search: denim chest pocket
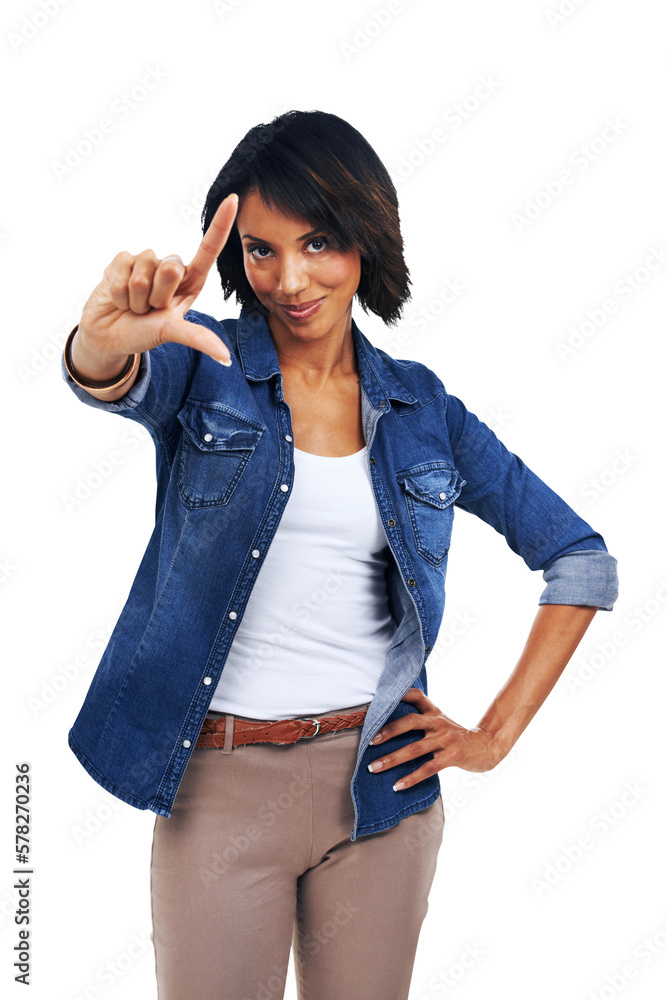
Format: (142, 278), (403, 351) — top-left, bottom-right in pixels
(397, 462), (466, 565)
(176, 401), (264, 509)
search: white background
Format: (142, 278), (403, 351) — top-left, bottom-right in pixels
(2, 1), (666, 998)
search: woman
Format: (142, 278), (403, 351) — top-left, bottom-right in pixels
(61, 110), (618, 999)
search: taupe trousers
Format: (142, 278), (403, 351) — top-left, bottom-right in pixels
(150, 702), (445, 1000)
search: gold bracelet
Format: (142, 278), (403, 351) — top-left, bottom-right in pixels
(63, 325), (141, 393)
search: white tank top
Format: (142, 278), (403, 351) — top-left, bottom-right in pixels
(208, 444), (397, 720)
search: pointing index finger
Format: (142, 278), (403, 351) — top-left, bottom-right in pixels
(185, 193), (239, 290)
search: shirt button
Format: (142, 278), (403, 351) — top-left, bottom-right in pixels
(425, 645), (431, 654)
(280, 484), (289, 492)
(387, 518), (396, 527)
(182, 739), (192, 748)
(229, 611), (238, 620)
(378, 400), (385, 406)
(369, 457), (376, 465)
(204, 433), (213, 442)
(439, 492), (446, 500)
(285, 434), (293, 442)
(203, 676), (212, 685)
(408, 578), (416, 587)
(252, 549), (260, 558)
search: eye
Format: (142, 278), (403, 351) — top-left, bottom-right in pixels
(245, 236), (330, 259)
(247, 243), (273, 260)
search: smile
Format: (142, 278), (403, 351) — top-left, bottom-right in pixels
(277, 298), (325, 320)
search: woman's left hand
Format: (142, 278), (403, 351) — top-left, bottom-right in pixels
(367, 687), (507, 791)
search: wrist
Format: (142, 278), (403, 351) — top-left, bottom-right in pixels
(71, 325), (131, 381)
(64, 325), (140, 393)
(476, 709), (529, 762)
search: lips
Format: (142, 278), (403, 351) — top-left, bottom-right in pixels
(277, 297), (325, 320)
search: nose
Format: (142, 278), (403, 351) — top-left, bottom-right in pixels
(276, 253), (309, 297)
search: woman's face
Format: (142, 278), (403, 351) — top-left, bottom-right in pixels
(235, 189), (361, 342)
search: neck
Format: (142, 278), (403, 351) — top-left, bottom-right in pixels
(267, 304), (358, 388)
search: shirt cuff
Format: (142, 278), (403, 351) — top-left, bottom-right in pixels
(60, 349), (152, 412)
(538, 549), (619, 611)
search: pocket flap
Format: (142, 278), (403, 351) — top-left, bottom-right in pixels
(177, 402), (264, 453)
(397, 464), (466, 508)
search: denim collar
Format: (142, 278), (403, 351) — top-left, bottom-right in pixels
(236, 302), (418, 409)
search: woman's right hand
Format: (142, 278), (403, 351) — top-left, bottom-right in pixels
(75, 193), (239, 370)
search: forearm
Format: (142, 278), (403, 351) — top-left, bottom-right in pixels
(478, 603), (598, 758)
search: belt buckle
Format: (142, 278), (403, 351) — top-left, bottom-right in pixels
(299, 717), (321, 739)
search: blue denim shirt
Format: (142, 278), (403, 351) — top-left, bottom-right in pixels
(60, 303), (618, 841)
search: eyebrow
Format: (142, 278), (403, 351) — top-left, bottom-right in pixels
(240, 229), (321, 243)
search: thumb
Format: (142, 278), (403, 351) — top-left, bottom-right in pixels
(165, 317), (233, 367)
(401, 687), (429, 708)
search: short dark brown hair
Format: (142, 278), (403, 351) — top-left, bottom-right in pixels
(201, 110), (411, 326)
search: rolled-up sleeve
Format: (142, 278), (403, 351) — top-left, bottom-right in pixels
(61, 347), (153, 412)
(538, 549), (618, 610)
(445, 392), (619, 611)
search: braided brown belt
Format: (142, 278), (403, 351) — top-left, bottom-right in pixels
(195, 709), (368, 748)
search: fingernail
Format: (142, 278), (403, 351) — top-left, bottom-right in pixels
(367, 761), (382, 772)
(370, 733), (382, 744)
(393, 782), (405, 791)
(217, 357), (232, 367)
